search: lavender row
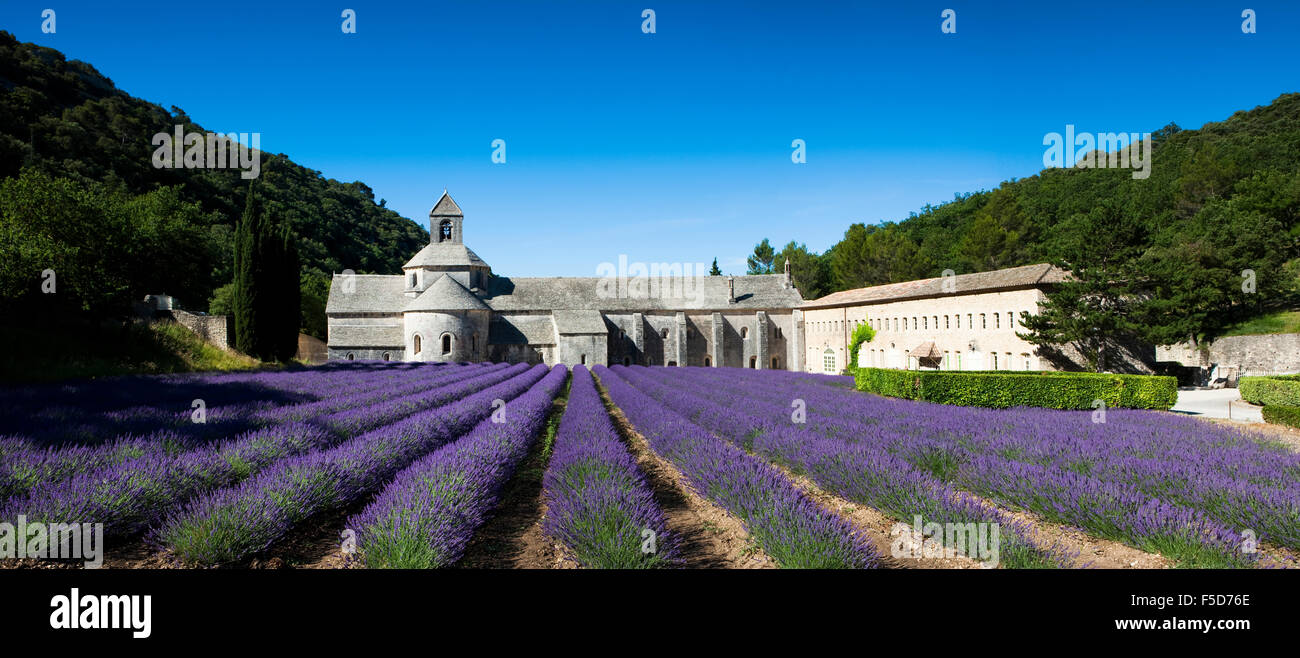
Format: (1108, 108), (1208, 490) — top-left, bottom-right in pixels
(1, 364), (531, 542)
(153, 364), (553, 565)
(348, 365), (569, 568)
(540, 365), (676, 568)
(619, 365), (1070, 568)
(593, 366), (880, 569)
(639, 366), (1261, 567)
(676, 365), (1293, 556)
(0, 363), (505, 499)
(8, 361), (462, 446)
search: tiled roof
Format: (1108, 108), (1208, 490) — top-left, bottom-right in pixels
(325, 274), (408, 314)
(327, 322), (403, 348)
(488, 314), (557, 345)
(552, 309), (609, 334)
(404, 274), (491, 312)
(430, 191), (463, 216)
(803, 263), (1069, 309)
(402, 242), (489, 269)
(481, 274), (803, 311)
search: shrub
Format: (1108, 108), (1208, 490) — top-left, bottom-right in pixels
(1261, 405), (1300, 429)
(854, 368), (1177, 410)
(1239, 376), (1300, 407)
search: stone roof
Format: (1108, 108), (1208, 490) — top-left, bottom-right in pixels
(803, 263), (1069, 309)
(430, 191), (463, 216)
(489, 315), (557, 345)
(405, 274), (491, 312)
(328, 322), (403, 348)
(908, 341), (942, 359)
(403, 242), (489, 269)
(481, 274), (803, 311)
(325, 274), (408, 314)
(552, 309), (609, 334)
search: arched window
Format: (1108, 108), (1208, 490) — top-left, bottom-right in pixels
(923, 317), (928, 330)
(749, 356), (757, 369)
(471, 334), (477, 352)
(382, 352), (391, 361)
(822, 348), (835, 373)
(741, 327), (749, 339)
(991, 353), (998, 369)
(1008, 311), (1014, 329)
(981, 313), (987, 329)
(623, 356), (631, 366)
(413, 334), (422, 355)
(668, 360), (677, 367)
(438, 219), (453, 242)
(945, 315), (950, 330)
(994, 314), (1000, 329)
(661, 328), (669, 339)
(441, 334), (452, 354)
(771, 357), (779, 369)
(346, 352), (355, 361)
(703, 356), (711, 367)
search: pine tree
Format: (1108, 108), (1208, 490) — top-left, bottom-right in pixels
(709, 258), (722, 276)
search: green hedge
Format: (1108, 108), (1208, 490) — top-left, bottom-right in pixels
(1261, 405), (1300, 428)
(854, 368), (1178, 410)
(1239, 376), (1300, 406)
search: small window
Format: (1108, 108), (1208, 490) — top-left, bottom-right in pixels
(580, 354), (587, 365)
(623, 356), (631, 366)
(822, 349), (835, 374)
(409, 272), (417, 288)
(750, 356), (757, 368)
(923, 317), (928, 330)
(968, 314), (973, 329)
(661, 328), (669, 339)
(945, 315), (950, 330)
(742, 327), (749, 339)
(995, 314), (1000, 329)
(413, 334), (422, 355)
(955, 315), (960, 329)
(771, 357), (779, 369)
(441, 334), (452, 354)
(346, 352), (355, 361)
(704, 356), (711, 367)
(382, 352), (391, 361)
(668, 360), (677, 367)
(992, 353), (998, 369)
(1008, 311), (1014, 329)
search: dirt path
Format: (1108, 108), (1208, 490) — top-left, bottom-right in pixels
(458, 395), (574, 569)
(598, 384), (776, 569)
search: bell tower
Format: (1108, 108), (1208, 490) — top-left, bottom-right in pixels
(429, 190), (463, 244)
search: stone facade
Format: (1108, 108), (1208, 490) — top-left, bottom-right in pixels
(325, 191), (807, 368)
(1157, 333), (1300, 382)
(164, 310), (230, 352)
(803, 264), (1084, 374)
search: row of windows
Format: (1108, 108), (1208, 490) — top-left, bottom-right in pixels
(863, 348), (1034, 371)
(867, 311), (1020, 333)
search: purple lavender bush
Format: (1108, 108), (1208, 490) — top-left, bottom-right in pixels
(346, 365), (568, 568)
(594, 365), (880, 569)
(541, 365), (676, 568)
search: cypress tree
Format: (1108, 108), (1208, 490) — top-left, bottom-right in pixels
(232, 185), (261, 356)
(274, 223), (301, 361)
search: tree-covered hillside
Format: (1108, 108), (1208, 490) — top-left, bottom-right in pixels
(769, 93), (1300, 348)
(0, 31), (427, 329)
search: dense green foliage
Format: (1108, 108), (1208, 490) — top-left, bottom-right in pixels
(1261, 405), (1300, 428)
(0, 319), (262, 383)
(746, 238), (776, 274)
(0, 31), (426, 326)
(1239, 375), (1300, 407)
(845, 321), (876, 377)
(855, 368), (1178, 410)
(232, 188), (300, 361)
(759, 94), (1300, 353)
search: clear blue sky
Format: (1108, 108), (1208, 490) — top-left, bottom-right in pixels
(4, 1), (1297, 275)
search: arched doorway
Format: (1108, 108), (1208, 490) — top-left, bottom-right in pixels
(749, 356), (757, 368)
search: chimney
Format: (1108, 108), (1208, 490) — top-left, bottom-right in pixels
(727, 275), (736, 304)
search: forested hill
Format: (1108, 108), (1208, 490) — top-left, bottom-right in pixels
(777, 92), (1300, 316)
(0, 31), (427, 313)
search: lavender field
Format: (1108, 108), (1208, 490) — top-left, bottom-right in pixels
(1, 362), (1293, 569)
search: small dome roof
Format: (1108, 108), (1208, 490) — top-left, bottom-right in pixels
(405, 274), (490, 312)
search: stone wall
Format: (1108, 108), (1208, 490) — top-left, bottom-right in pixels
(1156, 334), (1300, 380)
(164, 310), (230, 351)
(296, 334), (329, 365)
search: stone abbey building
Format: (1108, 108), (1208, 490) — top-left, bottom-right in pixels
(325, 192), (807, 368)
